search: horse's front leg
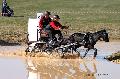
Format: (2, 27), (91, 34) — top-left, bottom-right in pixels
(82, 48), (90, 58)
(93, 48), (97, 59)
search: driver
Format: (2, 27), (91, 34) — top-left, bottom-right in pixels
(49, 15), (63, 41)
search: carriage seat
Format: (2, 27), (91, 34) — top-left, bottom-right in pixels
(40, 30), (48, 37)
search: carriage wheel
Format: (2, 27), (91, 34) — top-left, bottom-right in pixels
(45, 49), (53, 55)
(25, 48), (29, 55)
(55, 48), (65, 58)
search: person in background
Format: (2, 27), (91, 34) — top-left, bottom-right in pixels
(1, 0), (7, 16)
(1, 0), (14, 17)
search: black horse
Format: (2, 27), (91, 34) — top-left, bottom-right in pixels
(67, 29), (109, 59)
(42, 29), (109, 59)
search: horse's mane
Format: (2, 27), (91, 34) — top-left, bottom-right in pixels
(94, 29), (106, 34)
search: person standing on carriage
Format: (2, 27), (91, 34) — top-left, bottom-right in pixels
(39, 11), (52, 31)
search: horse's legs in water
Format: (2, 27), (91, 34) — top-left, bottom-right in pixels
(73, 47), (81, 57)
(58, 47), (65, 58)
(93, 48), (97, 59)
(75, 49), (81, 58)
(83, 48), (90, 58)
(71, 47), (73, 54)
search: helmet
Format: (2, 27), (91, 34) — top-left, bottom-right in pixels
(53, 15), (60, 19)
(44, 11), (51, 15)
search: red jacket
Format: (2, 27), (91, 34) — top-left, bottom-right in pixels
(50, 21), (62, 30)
(39, 16), (51, 29)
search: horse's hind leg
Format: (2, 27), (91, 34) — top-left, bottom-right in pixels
(57, 48), (64, 58)
(76, 50), (81, 58)
(70, 47), (74, 55)
(93, 48), (97, 59)
(61, 48), (65, 58)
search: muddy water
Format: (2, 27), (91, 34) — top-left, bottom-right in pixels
(0, 42), (120, 79)
(26, 42), (120, 79)
(26, 58), (120, 79)
(94, 42), (120, 79)
(95, 42), (120, 58)
(0, 57), (27, 79)
(95, 59), (120, 79)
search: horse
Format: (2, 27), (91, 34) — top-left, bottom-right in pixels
(44, 32), (88, 57)
(43, 29), (109, 59)
(67, 29), (109, 59)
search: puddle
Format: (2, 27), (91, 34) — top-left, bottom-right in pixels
(95, 42), (120, 57)
(95, 59), (120, 79)
(26, 42), (120, 79)
(0, 57), (27, 79)
(26, 58), (120, 79)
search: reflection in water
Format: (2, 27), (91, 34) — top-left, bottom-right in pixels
(27, 57), (40, 79)
(80, 60), (97, 79)
(26, 58), (97, 79)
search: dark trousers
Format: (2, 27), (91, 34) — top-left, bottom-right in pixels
(45, 29), (63, 41)
(44, 25), (62, 40)
(52, 30), (63, 41)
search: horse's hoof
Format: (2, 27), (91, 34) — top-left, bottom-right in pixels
(78, 53), (80, 57)
(61, 55), (64, 58)
(79, 56), (82, 59)
(81, 56), (85, 59)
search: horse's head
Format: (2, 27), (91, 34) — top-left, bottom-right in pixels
(99, 29), (109, 42)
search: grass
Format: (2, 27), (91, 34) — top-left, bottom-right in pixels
(0, 0), (120, 44)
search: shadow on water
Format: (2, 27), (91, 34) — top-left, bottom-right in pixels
(26, 58), (97, 79)
(0, 40), (20, 46)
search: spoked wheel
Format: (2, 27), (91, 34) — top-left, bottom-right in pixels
(25, 48), (36, 57)
(25, 45), (40, 57)
(46, 50), (53, 55)
(55, 48), (66, 58)
(25, 47), (30, 56)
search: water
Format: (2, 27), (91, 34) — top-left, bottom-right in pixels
(26, 58), (120, 79)
(26, 42), (120, 79)
(0, 57), (27, 79)
(95, 59), (120, 79)
(0, 42), (120, 79)
(26, 58), (97, 79)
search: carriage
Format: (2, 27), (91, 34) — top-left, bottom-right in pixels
(25, 13), (75, 56)
(25, 13), (109, 58)
(25, 18), (47, 54)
